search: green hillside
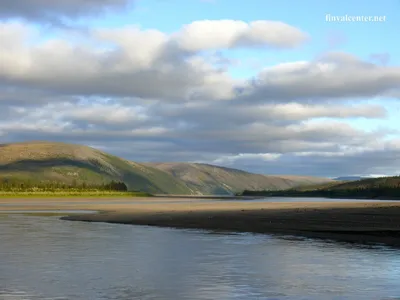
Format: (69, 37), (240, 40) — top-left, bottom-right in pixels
(146, 162), (333, 195)
(0, 141), (333, 195)
(0, 141), (191, 195)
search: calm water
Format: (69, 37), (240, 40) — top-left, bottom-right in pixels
(1, 213), (400, 300)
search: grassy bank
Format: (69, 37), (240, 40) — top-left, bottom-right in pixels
(0, 191), (151, 198)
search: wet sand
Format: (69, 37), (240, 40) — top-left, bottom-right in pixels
(2, 197), (400, 246)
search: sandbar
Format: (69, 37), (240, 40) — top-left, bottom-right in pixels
(2, 197), (400, 246)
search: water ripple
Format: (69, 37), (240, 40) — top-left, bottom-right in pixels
(1, 214), (400, 299)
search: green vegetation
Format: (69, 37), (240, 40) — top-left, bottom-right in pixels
(147, 162), (333, 195)
(0, 178), (151, 197)
(0, 178), (129, 192)
(0, 141), (193, 195)
(0, 191), (149, 198)
(240, 176), (400, 199)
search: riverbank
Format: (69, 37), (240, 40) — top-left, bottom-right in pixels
(240, 194), (400, 201)
(0, 191), (150, 198)
(240, 183), (400, 200)
(2, 198), (400, 247)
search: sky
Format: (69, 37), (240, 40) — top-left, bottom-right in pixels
(0, 0), (399, 178)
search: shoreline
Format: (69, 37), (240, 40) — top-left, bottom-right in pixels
(59, 201), (400, 247)
(241, 193), (400, 201)
(0, 195), (260, 201)
(0, 193), (150, 198)
(62, 208), (400, 247)
(2, 197), (400, 247)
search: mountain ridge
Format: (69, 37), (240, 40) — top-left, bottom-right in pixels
(0, 141), (333, 195)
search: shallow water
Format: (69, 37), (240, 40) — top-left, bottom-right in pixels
(1, 214), (400, 299)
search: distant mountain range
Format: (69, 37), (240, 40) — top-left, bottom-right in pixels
(242, 175), (400, 199)
(147, 162), (333, 195)
(0, 141), (333, 195)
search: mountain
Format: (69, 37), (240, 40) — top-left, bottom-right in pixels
(0, 141), (191, 195)
(0, 141), (333, 195)
(146, 162), (333, 195)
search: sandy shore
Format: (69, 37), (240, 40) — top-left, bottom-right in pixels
(2, 197), (400, 246)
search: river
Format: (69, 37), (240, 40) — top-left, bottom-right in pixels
(1, 211), (400, 300)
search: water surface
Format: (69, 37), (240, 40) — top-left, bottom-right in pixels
(1, 213), (400, 299)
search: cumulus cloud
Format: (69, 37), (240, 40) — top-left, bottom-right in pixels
(0, 84), (82, 107)
(4, 106), (399, 177)
(174, 20), (308, 51)
(0, 99), (388, 158)
(147, 102), (386, 135)
(0, 0), (131, 23)
(239, 102), (386, 122)
(1, 22), (398, 105)
(0, 22), (241, 101)
(212, 153), (282, 166)
(1, 105), (398, 177)
(68, 105), (148, 126)
(237, 52), (400, 103)
(219, 148), (400, 177)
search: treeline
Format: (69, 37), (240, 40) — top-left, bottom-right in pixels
(240, 186), (400, 199)
(0, 179), (128, 192)
(330, 176), (400, 189)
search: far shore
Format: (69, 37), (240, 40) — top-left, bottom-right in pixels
(241, 194), (400, 201)
(0, 192), (150, 198)
(2, 197), (400, 247)
(0, 194), (261, 200)
(0, 195), (261, 203)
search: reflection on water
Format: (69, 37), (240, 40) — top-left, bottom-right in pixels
(1, 214), (400, 300)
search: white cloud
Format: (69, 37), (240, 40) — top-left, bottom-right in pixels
(1, 22), (398, 105)
(239, 52), (400, 103)
(0, 21), (238, 101)
(68, 104), (148, 125)
(257, 103), (386, 120)
(212, 153), (282, 165)
(174, 20), (308, 51)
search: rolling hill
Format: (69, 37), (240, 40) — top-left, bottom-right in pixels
(0, 141), (191, 195)
(0, 141), (333, 195)
(144, 162), (333, 195)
